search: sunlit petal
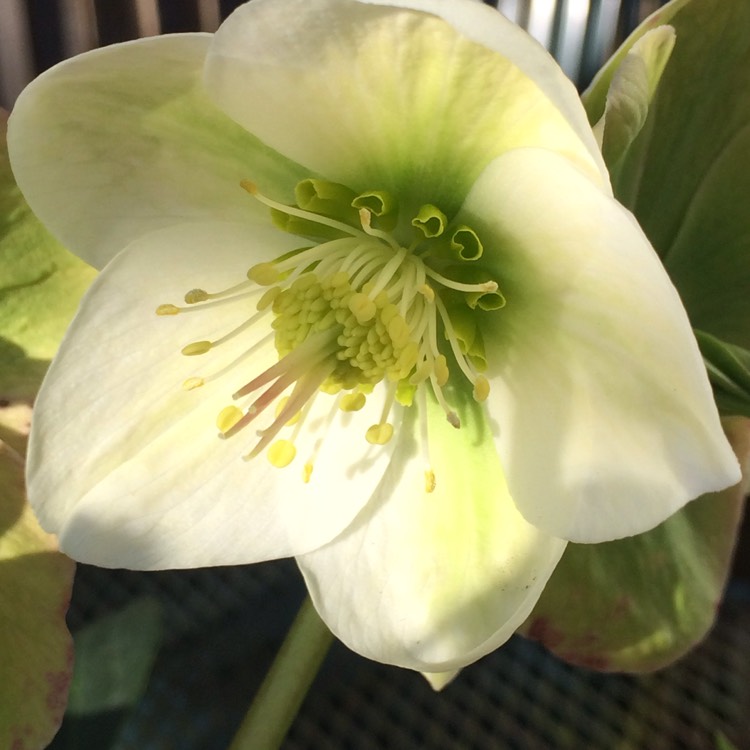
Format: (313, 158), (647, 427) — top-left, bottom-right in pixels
(299, 390), (566, 671)
(205, 0), (604, 215)
(460, 148), (740, 542)
(8, 35), (307, 269)
(28, 221), (395, 567)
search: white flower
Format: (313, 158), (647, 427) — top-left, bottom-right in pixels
(8, 0), (739, 672)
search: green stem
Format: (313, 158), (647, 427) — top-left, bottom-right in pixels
(228, 595), (334, 750)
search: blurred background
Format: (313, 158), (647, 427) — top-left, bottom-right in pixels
(3, 1), (750, 749)
(1, 0), (666, 110)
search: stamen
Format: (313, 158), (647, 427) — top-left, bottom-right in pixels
(242, 180), (367, 239)
(157, 291), (259, 316)
(185, 278), (255, 303)
(275, 396), (301, 425)
(190, 330), (275, 389)
(435, 295), (490, 401)
(428, 370), (460, 429)
(366, 246), (408, 299)
(365, 423), (394, 445)
(245, 361), (331, 458)
(156, 304), (180, 316)
(302, 394), (342, 483)
(417, 387), (436, 494)
(340, 392), (366, 412)
(217, 405), (244, 436)
(267, 440), (296, 468)
(182, 341), (212, 356)
(424, 266), (499, 295)
(419, 284), (435, 302)
(473, 375), (490, 402)
(233, 330), (337, 398)
(181, 309), (269, 360)
(365, 383), (397, 445)
(358, 209), (400, 251)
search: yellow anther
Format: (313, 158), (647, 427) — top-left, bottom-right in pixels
(365, 423), (394, 445)
(380, 304), (398, 325)
(248, 262), (280, 286)
(410, 361), (432, 384)
(473, 375), (490, 402)
(418, 284), (435, 301)
(268, 439), (296, 468)
(395, 381), (416, 406)
(240, 179), (258, 195)
(216, 405), (244, 435)
(181, 340), (212, 356)
(330, 270), (350, 287)
(434, 354), (450, 386)
(156, 304), (180, 316)
(349, 292), (377, 323)
(303, 462), (314, 483)
(358, 207), (373, 230)
(275, 396), (301, 425)
(184, 288), (209, 304)
(387, 315), (409, 346)
(257, 286), (281, 311)
(182, 377), (205, 391)
(425, 469), (436, 493)
(340, 392), (366, 412)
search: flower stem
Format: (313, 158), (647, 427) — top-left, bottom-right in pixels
(228, 595), (334, 750)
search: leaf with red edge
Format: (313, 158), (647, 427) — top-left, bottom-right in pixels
(0, 434), (75, 749)
(519, 418), (749, 672)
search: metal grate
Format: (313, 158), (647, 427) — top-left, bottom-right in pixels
(8, 1), (747, 747)
(0, 0), (669, 110)
(58, 560), (750, 749)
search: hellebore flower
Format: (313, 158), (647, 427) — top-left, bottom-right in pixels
(8, 0), (739, 672)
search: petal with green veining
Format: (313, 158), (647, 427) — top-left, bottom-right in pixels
(28, 221), (396, 567)
(8, 35), (307, 270)
(459, 148), (739, 542)
(204, 0), (605, 216)
(298, 387), (566, 671)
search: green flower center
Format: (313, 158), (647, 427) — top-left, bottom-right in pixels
(157, 178), (504, 486)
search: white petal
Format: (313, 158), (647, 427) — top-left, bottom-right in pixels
(298, 390), (567, 672)
(8, 35), (306, 269)
(27, 221), (396, 568)
(460, 148), (741, 542)
(358, 0), (606, 177)
(204, 0), (605, 215)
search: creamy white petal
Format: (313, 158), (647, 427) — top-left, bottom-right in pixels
(204, 0), (605, 217)
(27, 221), (396, 568)
(8, 35), (307, 269)
(358, 0), (606, 179)
(298, 390), (567, 672)
(459, 148), (740, 543)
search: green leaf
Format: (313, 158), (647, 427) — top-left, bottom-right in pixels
(594, 26), (676, 178)
(591, 0), (750, 349)
(0, 109), (96, 400)
(0, 440), (76, 749)
(696, 329), (750, 418)
(519, 417), (749, 671)
(582, 0), (691, 124)
(52, 598), (163, 750)
(66, 597), (162, 715)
